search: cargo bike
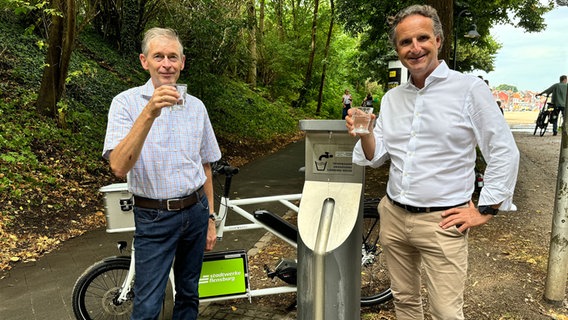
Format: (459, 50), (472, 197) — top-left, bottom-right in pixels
(71, 161), (392, 320)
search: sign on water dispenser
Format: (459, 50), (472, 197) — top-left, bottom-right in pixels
(300, 119), (364, 182)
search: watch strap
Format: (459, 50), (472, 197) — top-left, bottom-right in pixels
(478, 205), (498, 215)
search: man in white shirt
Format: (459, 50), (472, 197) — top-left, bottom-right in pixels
(346, 5), (519, 320)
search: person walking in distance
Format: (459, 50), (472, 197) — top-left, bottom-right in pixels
(346, 5), (519, 320)
(341, 89), (353, 119)
(538, 75), (567, 135)
(362, 93), (374, 107)
(102, 27), (221, 320)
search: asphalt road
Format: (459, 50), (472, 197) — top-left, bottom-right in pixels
(0, 139), (306, 320)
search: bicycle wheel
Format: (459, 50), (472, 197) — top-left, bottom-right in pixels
(540, 120), (548, 136)
(360, 198), (393, 306)
(534, 113), (544, 135)
(533, 123), (538, 135)
(540, 124), (548, 136)
(72, 256), (133, 320)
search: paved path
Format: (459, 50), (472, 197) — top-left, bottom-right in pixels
(0, 227), (297, 319)
(0, 141), (305, 320)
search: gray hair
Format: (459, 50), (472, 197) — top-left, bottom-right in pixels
(388, 5), (444, 49)
(141, 27), (184, 56)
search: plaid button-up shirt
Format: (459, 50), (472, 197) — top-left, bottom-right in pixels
(103, 80), (221, 199)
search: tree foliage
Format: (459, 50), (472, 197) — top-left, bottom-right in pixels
(2, 0), (555, 122)
(335, 0), (552, 77)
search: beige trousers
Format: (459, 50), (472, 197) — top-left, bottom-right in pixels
(378, 197), (468, 320)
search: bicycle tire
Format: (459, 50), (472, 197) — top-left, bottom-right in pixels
(72, 256), (133, 320)
(540, 122), (548, 136)
(360, 197), (393, 306)
(535, 111), (547, 136)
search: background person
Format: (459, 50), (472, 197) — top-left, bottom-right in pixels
(538, 75), (567, 135)
(362, 93), (373, 107)
(341, 89), (353, 119)
(346, 5), (519, 320)
(102, 27), (221, 320)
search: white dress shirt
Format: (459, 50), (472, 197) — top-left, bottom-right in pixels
(353, 61), (519, 209)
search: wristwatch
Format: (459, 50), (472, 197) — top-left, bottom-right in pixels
(478, 205), (499, 215)
(209, 214), (216, 221)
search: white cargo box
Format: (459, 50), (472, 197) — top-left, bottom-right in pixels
(99, 183), (135, 233)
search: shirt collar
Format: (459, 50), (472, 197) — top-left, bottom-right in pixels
(407, 60), (450, 90)
(140, 79), (155, 101)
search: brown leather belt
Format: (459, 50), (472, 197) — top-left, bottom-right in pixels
(386, 194), (467, 213)
(133, 187), (205, 211)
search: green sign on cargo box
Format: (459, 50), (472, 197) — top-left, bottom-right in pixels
(198, 257), (247, 298)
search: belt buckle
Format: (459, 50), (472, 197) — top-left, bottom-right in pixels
(166, 198), (181, 211)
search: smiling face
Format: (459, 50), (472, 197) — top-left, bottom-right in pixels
(139, 37), (185, 88)
(394, 14), (441, 88)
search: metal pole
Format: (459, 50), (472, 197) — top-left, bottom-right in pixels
(544, 117), (568, 304)
(452, 10), (467, 70)
(543, 0), (568, 303)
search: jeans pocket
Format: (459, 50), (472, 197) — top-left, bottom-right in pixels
(196, 194), (209, 212)
(134, 207), (163, 224)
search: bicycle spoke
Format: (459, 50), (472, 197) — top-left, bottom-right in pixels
(73, 258), (133, 320)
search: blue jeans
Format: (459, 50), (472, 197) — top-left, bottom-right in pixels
(131, 195), (209, 320)
(552, 106), (565, 134)
(342, 104), (351, 119)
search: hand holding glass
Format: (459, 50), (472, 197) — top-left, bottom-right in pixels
(170, 84), (187, 111)
(352, 107), (373, 134)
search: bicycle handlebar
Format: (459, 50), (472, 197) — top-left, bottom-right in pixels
(212, 161), (240, 176)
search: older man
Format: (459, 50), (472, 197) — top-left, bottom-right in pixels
(103, 27), (221, 320)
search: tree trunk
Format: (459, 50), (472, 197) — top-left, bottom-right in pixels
(316, 0), (334, 115)
(246, 0), (257, 87)
(426, 0), (452, 65)
(275, 0), (285, 40)
(259, 0), (265, 42)
(36, 0), (76, 123)
(295, 0), (319, 108)
(119, 0), (139, 56)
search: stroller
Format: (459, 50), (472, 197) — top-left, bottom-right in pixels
(533, 94), (558, 136)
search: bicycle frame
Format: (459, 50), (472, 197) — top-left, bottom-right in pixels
(203, 192), (302, 302)
(215, 193), (302, 246)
